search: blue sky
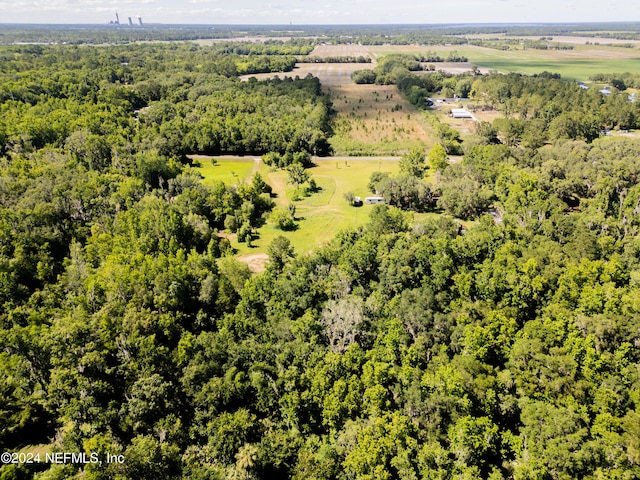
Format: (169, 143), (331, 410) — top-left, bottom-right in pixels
(1, 0), (638, 25)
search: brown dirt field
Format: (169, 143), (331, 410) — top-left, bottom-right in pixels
(240, 62), (374, 86)
(309, 44), (373, 58)
(237, 253), (269, 273)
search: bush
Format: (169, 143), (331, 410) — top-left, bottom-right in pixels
(237, 222), (252, 242)
(351, 69), (377, 84)
(262, 151), (312, 169)
(270, 207), (296, 231)
(224, 214), (238, 233)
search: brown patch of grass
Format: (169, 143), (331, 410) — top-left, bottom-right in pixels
(237, 253), (269, 273)
(240, 63), (375, 87)
(309, 44), (372, 58)
(330, 83), (436, 154)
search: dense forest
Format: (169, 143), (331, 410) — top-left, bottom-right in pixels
(1, 33), (640, 480)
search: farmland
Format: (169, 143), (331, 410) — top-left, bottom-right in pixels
(245, 41), (640, 84)
(207, 35), (640, 263)
(368, 43), (640, 81)
(329, 84), (435, 155)
(241, 61), (436, 156)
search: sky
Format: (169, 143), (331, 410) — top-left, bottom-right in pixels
(0, 0), (638, 25)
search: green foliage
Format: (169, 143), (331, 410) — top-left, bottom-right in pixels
(270, 207), (296, 231)
(427, 144), (449, 172)
(471, 72), (640, 145)
(266, 235), (295, 272)
(367, 204), (410, 235)
(343, 191), (356, 205)
(438, 165), (493, 219)
(287, 164), (310, 189)
(262, 151), (313, 168)
(3, 32), (640, 480)
(399, 147), (427, 178)
(351, 69), (377, 84)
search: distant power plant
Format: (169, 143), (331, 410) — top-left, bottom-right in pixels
(108, 12), (143, 26)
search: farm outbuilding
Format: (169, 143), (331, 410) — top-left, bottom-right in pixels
(450, 108), (473, 119)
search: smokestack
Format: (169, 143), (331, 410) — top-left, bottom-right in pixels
(115, 12), (120, 24)
(128, 17), (133, 26)
(138, 16), (143, 26)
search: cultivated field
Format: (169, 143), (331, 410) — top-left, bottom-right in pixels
(243, 41), (640, 82)
(368, 44), (640, 81)
(461, 33), (640, 45)
(309, 43), (373, 58)
(241, 60), (437, 155)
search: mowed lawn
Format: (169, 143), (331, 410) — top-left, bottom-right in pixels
(197, 157), (400, 262)
(191, 155), (259, 185)
(263, 158), (400, 253)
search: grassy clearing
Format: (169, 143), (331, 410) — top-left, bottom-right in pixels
(191, 156), (258, 185)
(199, 158), (400, 258)
(257, 158), (400, 254)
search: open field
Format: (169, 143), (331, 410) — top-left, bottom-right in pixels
(197, 157), (401, 269)
(309, 43), (372, 58)
(368, 44), (640, 81)
(264, 43), (640, 81)
(329, 83), (436, 155)
(277, 43), (640, 83)
(255, 157), (400, 255)
(190, 155), (259, 185)
(242, 61), (438, 155)
(460, 33), (640, 45)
